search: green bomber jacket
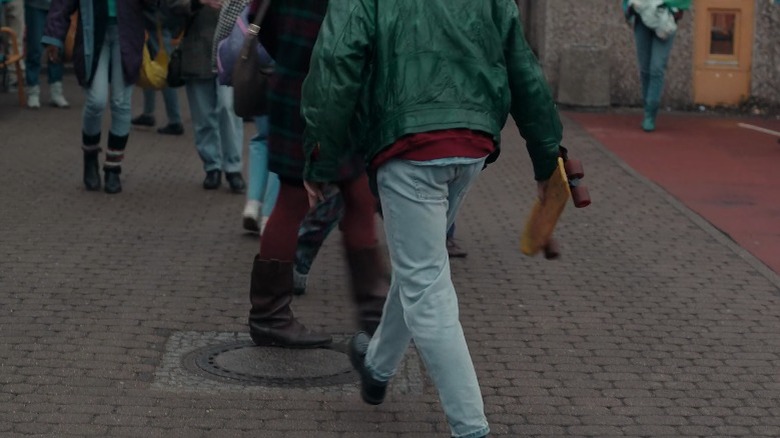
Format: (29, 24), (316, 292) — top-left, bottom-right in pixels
(302, 0), (563, 182)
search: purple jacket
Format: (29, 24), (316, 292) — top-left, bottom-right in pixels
(43, 0), (147, 87)
(216, 6), (273, 86)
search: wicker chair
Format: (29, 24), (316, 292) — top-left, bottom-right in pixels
(0, 26), (26, 106)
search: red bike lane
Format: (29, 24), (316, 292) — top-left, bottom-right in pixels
(566, 111), (780, 274)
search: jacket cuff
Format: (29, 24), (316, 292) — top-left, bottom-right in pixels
(303, 159), (339, 183)
(41, 36), (63, 48)
(533, 156), (560, 181)
(303, 136), (338, 182)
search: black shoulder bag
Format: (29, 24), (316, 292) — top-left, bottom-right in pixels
(232, 0), (274, 118)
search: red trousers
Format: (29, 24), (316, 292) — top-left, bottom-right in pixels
(259, 174), (378, 261)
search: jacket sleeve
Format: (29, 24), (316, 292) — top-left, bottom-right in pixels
(500, 1), (562, 181)
(165, 0), (199, 17)
(42, 0), (79, 47)
(301, 0), (374, 183)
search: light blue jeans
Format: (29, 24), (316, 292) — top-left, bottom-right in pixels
(141, 28), (181, 125)
(185, 78), (243, 173)
(83, 24), (133, 137)
(248, 116), (279, 216)
(25, 5), (63, 87)
(367, 158), (489, 438)
(634, 16), (675, 105)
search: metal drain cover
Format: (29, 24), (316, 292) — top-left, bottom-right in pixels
(187, 341), (356, 387)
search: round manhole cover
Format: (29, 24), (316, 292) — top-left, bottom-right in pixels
(186, 342), (356, 387)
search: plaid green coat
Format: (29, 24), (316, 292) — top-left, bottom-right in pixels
(256, 0), (364, 182)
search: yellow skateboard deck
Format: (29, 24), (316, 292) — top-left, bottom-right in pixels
(520, 158), (570, 257)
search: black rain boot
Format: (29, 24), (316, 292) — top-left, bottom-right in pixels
(104, 133), (128, 194)
(345, 247), (390, 335)
(104, 167), (122, 194)
(248, 257), (332, 348)
(82, 132), (101, 191)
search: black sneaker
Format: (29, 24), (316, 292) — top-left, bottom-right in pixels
(157, 123), (184, 136)
(349, 331), (387, 405)
(225, 172), (246, 194)
(446, 238), (468, 258)
(131, 114), (155, 127)
(203, 170), (222, 190)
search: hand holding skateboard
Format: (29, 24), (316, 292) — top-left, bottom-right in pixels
(520, 146), (591, 259)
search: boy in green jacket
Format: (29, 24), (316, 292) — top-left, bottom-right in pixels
(302, 1), (563, 436)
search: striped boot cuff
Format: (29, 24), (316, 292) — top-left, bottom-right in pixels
(82, 132), (102, 154)
(105, 133), (129, 168)
(104, 149), (125, 167)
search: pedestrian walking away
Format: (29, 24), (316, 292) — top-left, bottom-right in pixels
(215, 0), (343, 288)
(301, 1), (566, 437)
(243, 0), (389, 349)
(44, 0), (151, 194)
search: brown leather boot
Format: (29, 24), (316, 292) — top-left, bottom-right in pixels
(345, 247), (390, 335)
(248, 257), (332, 348)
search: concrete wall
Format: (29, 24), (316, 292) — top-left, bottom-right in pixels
(751, 0), (780, 104)
(517, 0), (778, 108)
(516, 0), (546, 56)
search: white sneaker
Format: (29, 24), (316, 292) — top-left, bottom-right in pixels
(260, 216), (270, 235)
(293, 269), (308, 295)
(49, 82), (70, 108)
(26, 85), (41, 109)
(242, 200), (261, 232)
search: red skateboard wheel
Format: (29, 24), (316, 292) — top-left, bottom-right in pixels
(564, 159), (584, 179)
(571, 185), (591, 208)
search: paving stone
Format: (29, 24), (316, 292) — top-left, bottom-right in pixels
(1, 76), (779, 436)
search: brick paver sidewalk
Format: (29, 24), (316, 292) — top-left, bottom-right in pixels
(567, 110), (780, 274)
(1, 77), (779, 437)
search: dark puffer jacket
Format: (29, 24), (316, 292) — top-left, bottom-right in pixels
(43, 0), (147, 87)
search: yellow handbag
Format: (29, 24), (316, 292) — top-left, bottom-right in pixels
(137, 25), (169, 90)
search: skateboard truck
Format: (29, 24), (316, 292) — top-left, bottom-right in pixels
(560, 146), (591, 210)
